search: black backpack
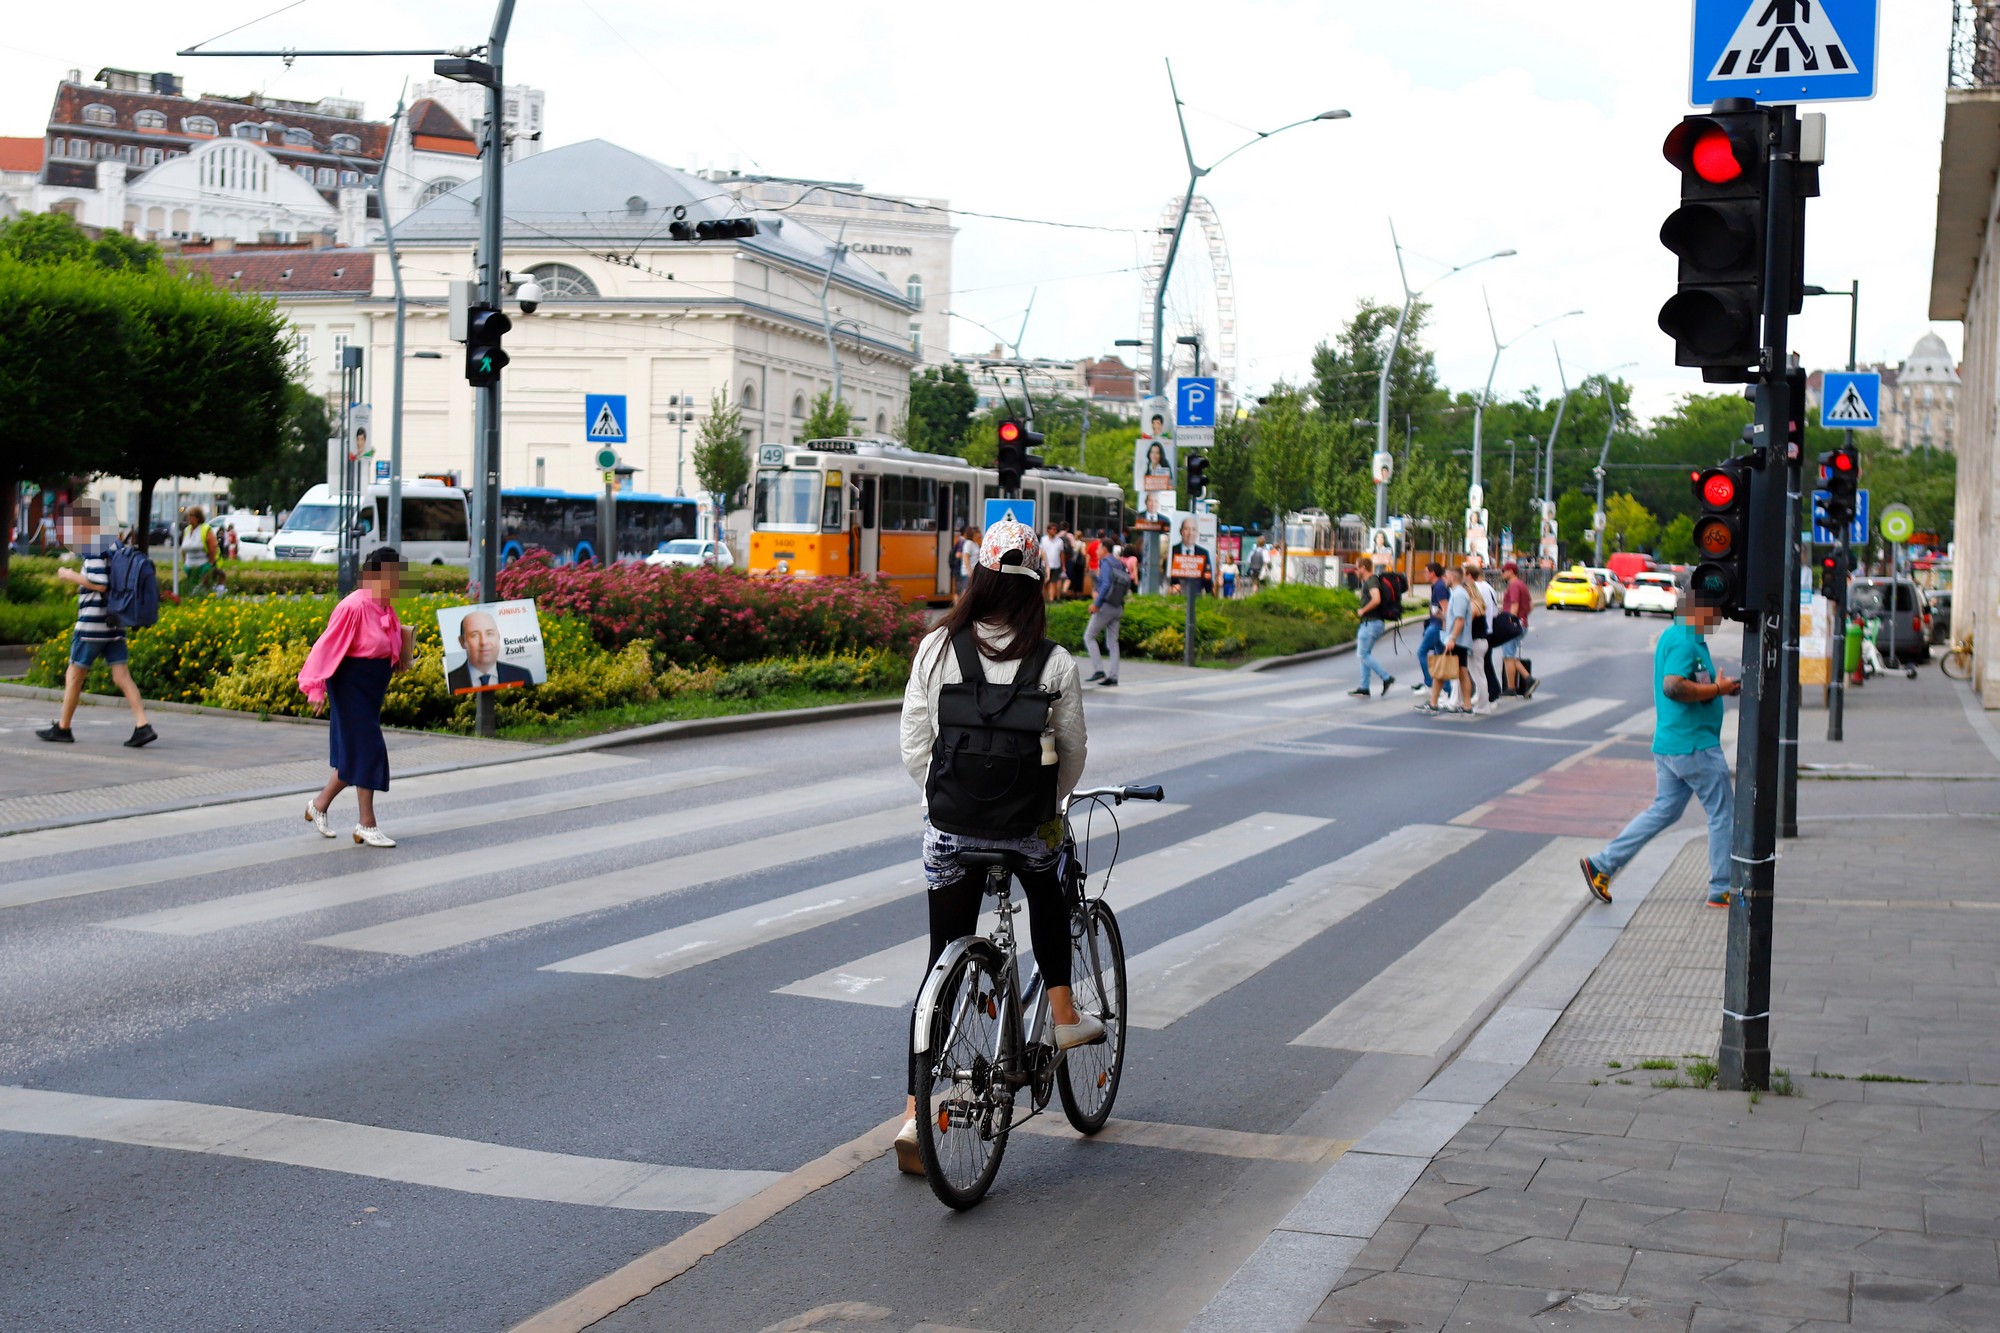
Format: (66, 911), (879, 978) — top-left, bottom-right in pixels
(925, 631), (1060, 839)
(1373, 570), (1408, 619)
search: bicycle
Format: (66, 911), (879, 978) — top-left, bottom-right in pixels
(910, 781), (1165, 1210)
(1942, 629), (1976, 681)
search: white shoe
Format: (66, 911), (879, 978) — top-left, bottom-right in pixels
(893, 1117), (922, 1175)
(305, 800), (335, 838)
(1054, 1013), (1107, 1050)
(353, 824), (396, 848)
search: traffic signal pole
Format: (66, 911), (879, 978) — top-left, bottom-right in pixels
(1779, 366), (1805, 840)
(469, 2), (514, 739)
(1719, 102), (1801, 1095)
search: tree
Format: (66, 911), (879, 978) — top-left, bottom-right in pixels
(1556, 491), (1595, 552)
(0, 211), (159, 272)
(1604, 492), (1659, 554)
(802, 389), (853, 443)
(1250, 385), (1320, 534)
(1659, 513), (1697, 564)
(228, 383), (333, 514)
(1310, 299), (1438, 431)
(905, 363), (976, 455)
(692, 386), (749, 521)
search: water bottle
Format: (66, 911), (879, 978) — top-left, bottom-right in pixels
(1040, 728), (1057, 766)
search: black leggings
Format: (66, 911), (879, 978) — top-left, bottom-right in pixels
(925, 858), (1072, 989)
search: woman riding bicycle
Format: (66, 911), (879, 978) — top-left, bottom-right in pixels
(894, 517), (1098, 1173)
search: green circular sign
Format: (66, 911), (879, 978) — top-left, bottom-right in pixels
(1879, 502), (1915, 545)
(594, 446), (619, 470)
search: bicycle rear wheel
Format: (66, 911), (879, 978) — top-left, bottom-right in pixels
(916, 949), (1012, 1209)
(1942, 647), (1974, 681)
(1059, 900), (1126, 1134)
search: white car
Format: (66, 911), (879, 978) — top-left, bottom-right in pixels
(1624, 571), (1681, 617)
(1582, 567), (1625, 608)
(645, 538), (734, 570)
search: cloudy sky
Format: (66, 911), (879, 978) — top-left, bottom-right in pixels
(1, 0), (1962, 422)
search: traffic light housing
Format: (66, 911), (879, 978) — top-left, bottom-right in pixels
(1186, 453), (1209, 500)
(995, 418), (1044, 494)
(1820, 441), (1858, 527)
(1689, 456), (1755, 622)
(1658, 105), (1770, 382)
(668, 217), (760, 241)
(465, 305), (511, 387)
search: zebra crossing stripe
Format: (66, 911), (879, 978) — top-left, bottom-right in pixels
(775, 812), (1329, 1008)
(1125, 824), (1484, 1030)
(1291, 837), (1599, 1055)
(314, 806), (919, 957)
(1517, 697), (1623, 732)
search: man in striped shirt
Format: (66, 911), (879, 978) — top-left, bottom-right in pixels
(36, 500), (155, 747)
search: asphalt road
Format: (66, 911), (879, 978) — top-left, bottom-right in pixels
(0, 605), (1699, 1333)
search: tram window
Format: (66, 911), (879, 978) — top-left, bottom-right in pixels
(859, 476), (877, 528)
(880, 474), (939, 532)
(821, 484), (843, 532)
(754, 470), (820, 528)
(951, 482), (969, 534)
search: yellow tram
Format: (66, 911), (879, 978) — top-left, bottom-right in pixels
(748, 438), (1124, 604)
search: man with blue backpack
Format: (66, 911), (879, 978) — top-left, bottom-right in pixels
(36, 500), (157, 748)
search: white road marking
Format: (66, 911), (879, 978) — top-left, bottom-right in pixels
(0, 1085), (780, 1214)
(1125, 825), (1484, 1029)
(1180, 676), (1337, 704)
(1291, 837), (1599, 1055)
(542, 801), (1187, 980)
(314, 805), (919, 957)
(776, 812), (1330, 1008)
(1517, 697), (1624, 731)
(0, 751), (635, 868)
(17, 766), (754, 917)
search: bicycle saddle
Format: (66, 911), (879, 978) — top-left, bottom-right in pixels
(955, 849), (1029, 872)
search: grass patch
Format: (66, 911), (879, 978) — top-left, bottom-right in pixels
(1613, 1078), (1631, 1085)
(494, 683), (901, 742)
(1605, 1060), (1623, 1070)
(1770, 1068), (1798, 1097)
(1684, 1059), (1720, 1090)
(1652, 1075), (1686, 1089)
(1811, 1070), (1848, 1080)
(1856, 1072), (1927, 1084)
(1636, 1058), (1678, 1070)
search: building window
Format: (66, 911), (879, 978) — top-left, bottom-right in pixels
(909, 321), (923, 357)
(295, 165), (314, 181)
(284, 127), (314, 148)
(339, 170), (360, 186)
(906, 273), (923, 307)
(741, 382), (758, 411)
(522, 262), (598, 299)
(183, 115), (218, 136)
(876, 411), (888, 434)
(117, 145), (138, 164)
(330, 134), (361, 152)
(97, 141), (118, 159)
(134, 109), (166, 130)
(316, 167), (337, 187)
(232, 123), (266, 141)
(792, 392), (806, 418)
(140, 147), (162, 167)
(81, 103), (116, 126)
(535, 457), (546, 487)
(418, 178), (462, 205)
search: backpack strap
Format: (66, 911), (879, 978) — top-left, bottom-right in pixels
(949, 629), (986, 687)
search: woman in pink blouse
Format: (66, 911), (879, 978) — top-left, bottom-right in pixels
(298, 547), (413, 848)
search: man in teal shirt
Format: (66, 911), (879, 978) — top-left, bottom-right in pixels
(1581, 585), (1741, 907)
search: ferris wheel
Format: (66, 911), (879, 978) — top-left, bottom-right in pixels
(1137, 194), (1237, 403)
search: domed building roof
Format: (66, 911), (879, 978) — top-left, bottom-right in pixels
(1900, 331), (1960, 385)
(395, 138), (906, 305)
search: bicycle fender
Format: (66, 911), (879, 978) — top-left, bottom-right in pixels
(911, 937), (1004, 1057)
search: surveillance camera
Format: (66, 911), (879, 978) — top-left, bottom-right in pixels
(516, 278), (544, 315)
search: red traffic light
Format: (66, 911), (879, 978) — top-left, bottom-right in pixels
(1831, 450), (1854, 472)
(1822, 556), (1837, 569)
(1700, 471), (1737, 509)
(1664, 118), (1749, 184)
(998, 420), (1021, 443)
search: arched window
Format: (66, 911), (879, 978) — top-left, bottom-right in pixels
(876, 411), (888, 433)
(134, 109), (166, 130)
(741, 381), (758, 411)
(232, 123), (266, 141)
(522, 262), (598, 299)
(284, 127), (314, 148)
(183, 115), (217, 136)
(905, 273), (923, 307)
(418, 178), (463, 205)
(330, 134), (361, 152)
(81, 103), (116, 126)
(792, 392), (806, 418)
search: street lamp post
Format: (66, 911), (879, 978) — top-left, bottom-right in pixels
(1470, 297), (1580, 560)
(1374, 225), (1514, 553)
(1802, 281), (1859, 748)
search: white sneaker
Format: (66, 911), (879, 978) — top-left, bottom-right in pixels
(353, 824), (397, 848)
(305, 800), (335, 838)
(893, 1117), (922, 1175)
(1054, 1013), (1108, 1050)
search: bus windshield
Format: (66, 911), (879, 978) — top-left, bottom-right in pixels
(755, 469), (821, 529)
(281, 504), (342, 534)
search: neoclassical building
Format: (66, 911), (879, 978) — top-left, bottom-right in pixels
(1880, 332), (1961, 455)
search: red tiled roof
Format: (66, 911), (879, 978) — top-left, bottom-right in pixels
(407, 99), (472, 142)
(173, 250), (375, 294)
(0, 137), (44, 172)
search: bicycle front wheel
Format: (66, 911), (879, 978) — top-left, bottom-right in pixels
(916, 949), (1012, 1210)
(1942, 647), (1975, 681)
(1059, 900), (1127, 1135)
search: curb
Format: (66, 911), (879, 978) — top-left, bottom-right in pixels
(1232, 612), (1427, 673)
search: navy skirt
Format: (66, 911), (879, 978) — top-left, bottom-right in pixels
(327, 656), (392, 791)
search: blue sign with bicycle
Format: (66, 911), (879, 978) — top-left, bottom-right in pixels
(1811, 486), (1869, 545)
(1690, 0), (1878, 106)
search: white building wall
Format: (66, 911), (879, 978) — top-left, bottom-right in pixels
(1956, 177), (2000, 705)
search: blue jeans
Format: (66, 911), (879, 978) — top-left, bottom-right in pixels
(1356, 618), (1390, 689)
(1594, 747), (1734, 898)
(1416, 620), (1444, 686)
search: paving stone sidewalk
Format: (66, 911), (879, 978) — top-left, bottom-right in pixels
(1308, 672), (2000, 1331)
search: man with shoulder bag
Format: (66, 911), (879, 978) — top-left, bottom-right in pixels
(1350, 555), (1397, 697)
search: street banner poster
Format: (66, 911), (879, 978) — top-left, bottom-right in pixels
(348, 405), (373, 464)
(1170, 552), (1208, 582)
(438, 599), (548, 695)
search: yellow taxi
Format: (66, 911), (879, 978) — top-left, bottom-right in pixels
(1544, 568), (1606, 612)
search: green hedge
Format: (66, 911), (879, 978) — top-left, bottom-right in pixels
(1, 602), (72, 647)
(1045, 584), (1360, 663)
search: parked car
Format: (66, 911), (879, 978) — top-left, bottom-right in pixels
(645, 538), (734, 570)
(1545, 569), (1605, 612)
(216, 511), (276, 561)
(1927, 588), (1953, 645)
(1583, 567), (1625, 608)
(1848, 578), (1932, 665)
(1624, 571), (1681, 617)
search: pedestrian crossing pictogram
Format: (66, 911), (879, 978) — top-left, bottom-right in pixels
(589, 402), (623, 438)
(1825, 381), (1871, 421)
(1710, 0), (1852, 80)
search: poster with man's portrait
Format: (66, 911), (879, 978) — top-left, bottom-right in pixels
(438, 599), (548, 695)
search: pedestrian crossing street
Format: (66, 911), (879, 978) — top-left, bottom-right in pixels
(1, 752), (1624, 1059)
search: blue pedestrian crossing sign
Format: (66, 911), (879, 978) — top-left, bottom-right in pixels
(1820, 371), (1880, 431)
(1811, 487), (1870, 545)
(984, 498), (1036, 533)
(1690, 0), (1878, 106)
(585, 394), (628, 444)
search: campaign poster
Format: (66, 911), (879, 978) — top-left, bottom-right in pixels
(437, 599), (547, 695)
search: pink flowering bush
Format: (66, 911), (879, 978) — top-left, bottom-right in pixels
(494, 553), (929, 666)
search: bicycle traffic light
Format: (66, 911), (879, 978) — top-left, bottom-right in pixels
(465, 305), (511, 387)
(995, 418), (1044, 494)
(1658, 105), (1771, 381)
(1689, 456), (1755, 623)
(1186, 453), (1209, 500)
(1820, 442), (1858, 528)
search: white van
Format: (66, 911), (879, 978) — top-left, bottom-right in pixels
(271, 481), (470, 566)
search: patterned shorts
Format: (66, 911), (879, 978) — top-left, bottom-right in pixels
(921, 820), (1060, 890)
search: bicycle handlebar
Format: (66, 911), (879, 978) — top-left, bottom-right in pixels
(1065, 783), (1166, 811)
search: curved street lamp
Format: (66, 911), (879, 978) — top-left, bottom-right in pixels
(1468, 299), (1582, 557)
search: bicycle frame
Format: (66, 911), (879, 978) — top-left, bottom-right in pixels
(911, 867), (1053, 1106)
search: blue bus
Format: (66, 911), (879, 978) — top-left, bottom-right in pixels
(499, 489), (699, 565)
